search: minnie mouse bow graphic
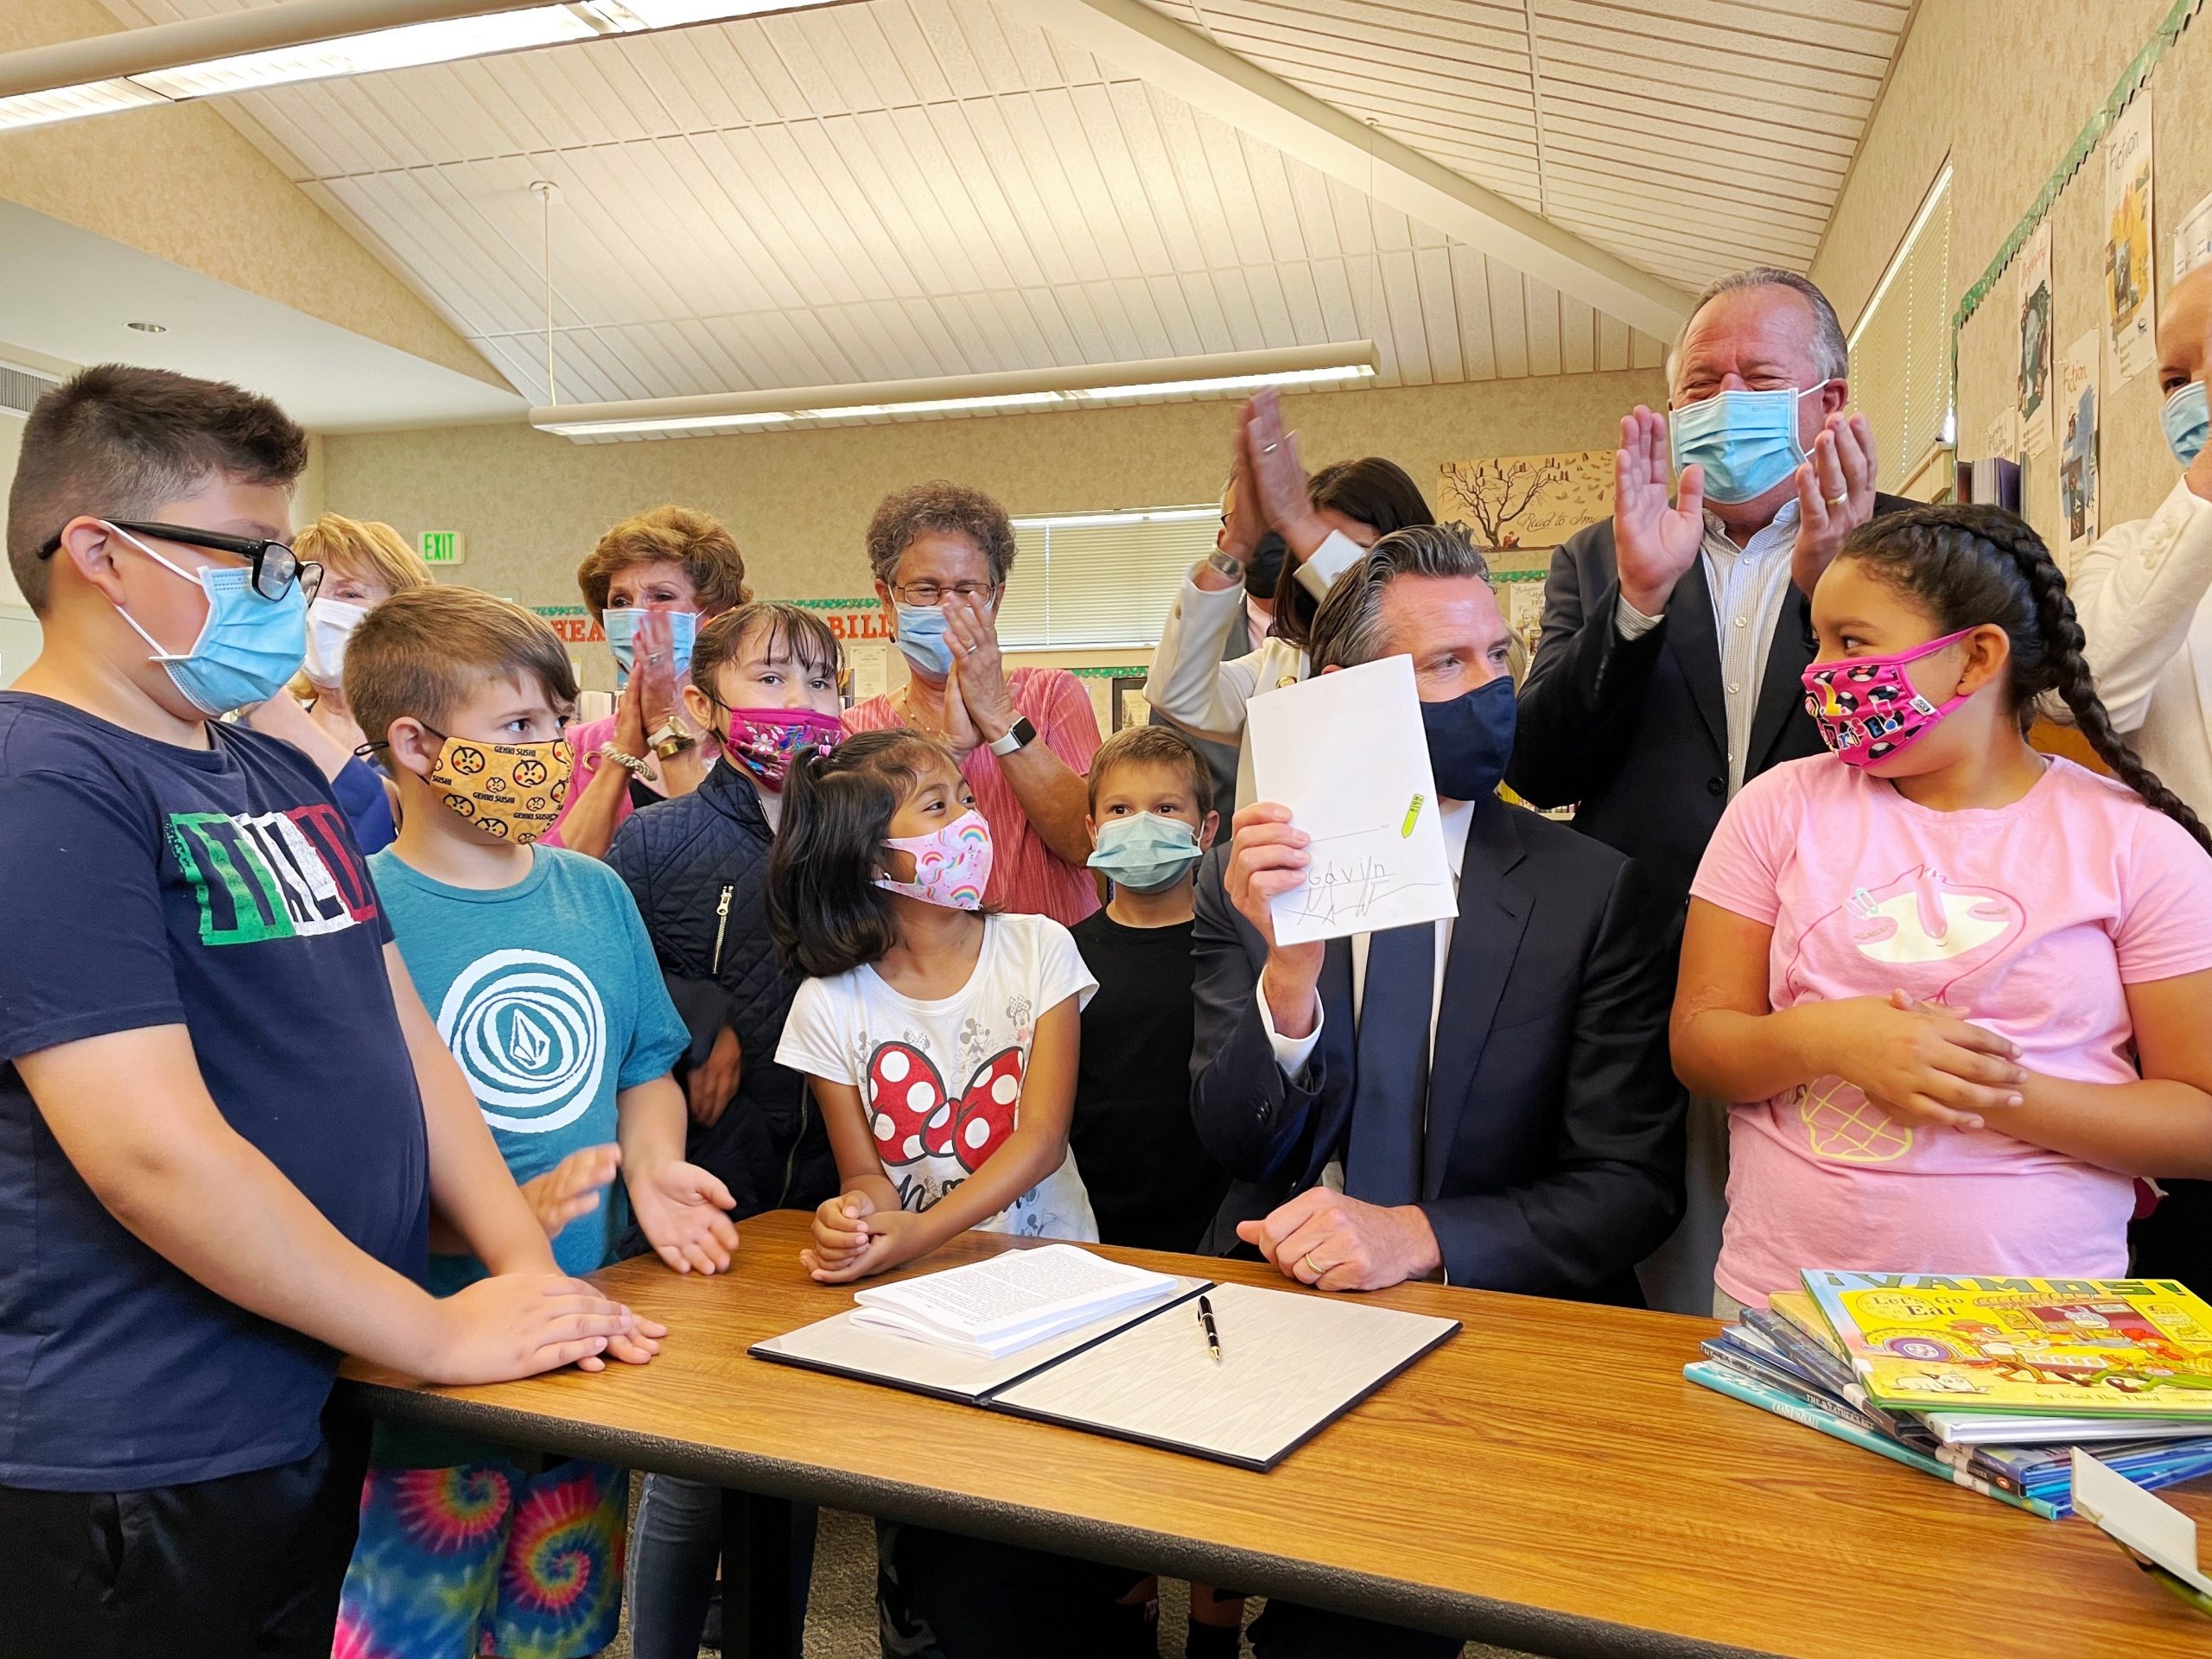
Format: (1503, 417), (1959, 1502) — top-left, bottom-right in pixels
(864, 1042), (1022, 1172)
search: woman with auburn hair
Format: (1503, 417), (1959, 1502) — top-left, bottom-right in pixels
(542, 504), (753, 857)
(245, 511), (432, 853)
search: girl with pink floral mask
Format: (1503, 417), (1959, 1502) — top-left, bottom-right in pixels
(1673, 504), (2212, 1316)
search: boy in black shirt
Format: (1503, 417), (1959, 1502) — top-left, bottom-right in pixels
(1071, 724), (1227, 1249)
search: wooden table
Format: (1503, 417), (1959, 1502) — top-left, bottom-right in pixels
(340, 1212), (2212, 1659)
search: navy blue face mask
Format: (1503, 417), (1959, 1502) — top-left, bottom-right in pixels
(1420, 677), (1517, 802)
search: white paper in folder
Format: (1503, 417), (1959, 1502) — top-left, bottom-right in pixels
(1245, 655), (1457, 946)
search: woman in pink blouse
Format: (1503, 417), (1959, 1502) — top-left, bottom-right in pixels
(842, 482), (1103, 925)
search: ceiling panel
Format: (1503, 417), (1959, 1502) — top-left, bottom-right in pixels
(94, 0), (1907, 416)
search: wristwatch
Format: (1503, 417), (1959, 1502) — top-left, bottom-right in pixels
(987, 716), (1038, 758)
(1200, 549), (1246, 583)
(648, 716), (696, 761)
(600, 742), (652, 779)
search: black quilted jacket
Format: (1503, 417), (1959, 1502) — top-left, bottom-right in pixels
(606, 759), (837, 1221)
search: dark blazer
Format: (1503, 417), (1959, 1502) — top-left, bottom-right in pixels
(1189, 796), (1685, 1304)
(1504, 494), (1915, 906)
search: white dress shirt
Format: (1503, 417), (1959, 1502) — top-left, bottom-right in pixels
(1612, 501), (1803, 795)
(1256, 797), (1476, 1078)
(2069, 476), (2212, 822)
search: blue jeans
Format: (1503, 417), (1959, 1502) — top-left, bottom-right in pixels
(626, 1473), (817, 1659)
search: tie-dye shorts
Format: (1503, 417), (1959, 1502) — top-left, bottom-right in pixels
(334, 1458), (628, 1659)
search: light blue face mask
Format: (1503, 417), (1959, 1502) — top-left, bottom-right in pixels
(602, 607), (698, 683)
(2163, 381), (2209, 467)
(1667, 385), (1825, 504)
(1087, 811), (1204, 893)
(893, 602), (955, 682)
(108, 524), (307, 716)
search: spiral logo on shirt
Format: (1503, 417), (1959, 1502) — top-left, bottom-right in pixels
(435, 949), (607, 1134)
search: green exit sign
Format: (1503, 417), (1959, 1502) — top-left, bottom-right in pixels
(419, 530), (467, 565)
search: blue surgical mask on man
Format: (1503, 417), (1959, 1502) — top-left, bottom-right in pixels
(1667, 385), (1826, 504)
(1420, 677), (1517, 802)
(1087, 811), (1204, 893)
(106, 523), (308, 715)
(2163, 381), (2209, 467)
(893, 602), (956, 681)
(602, 607), (698, 684)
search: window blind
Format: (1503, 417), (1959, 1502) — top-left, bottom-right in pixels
(997, 507), (1217, 650)
(1847, 166), (1955, 493)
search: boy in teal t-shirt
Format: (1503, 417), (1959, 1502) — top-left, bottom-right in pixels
(336, 588), (739, 1659)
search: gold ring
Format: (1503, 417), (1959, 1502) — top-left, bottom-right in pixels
(1825, 492), (1848, 507)
(1301, 1253), (1319, 1277)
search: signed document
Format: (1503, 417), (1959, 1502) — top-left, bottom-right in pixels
(1246, 655), (1458, 946)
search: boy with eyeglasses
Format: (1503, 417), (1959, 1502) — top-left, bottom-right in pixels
(0, 365), (647, 1656)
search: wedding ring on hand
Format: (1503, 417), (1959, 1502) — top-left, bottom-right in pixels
(1263, 442), (1280, 454)
(1824, 492), (1848, 506)
(1301, 1253), (1319, 1278)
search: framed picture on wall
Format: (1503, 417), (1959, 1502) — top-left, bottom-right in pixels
(1110, 676), (1150, 732)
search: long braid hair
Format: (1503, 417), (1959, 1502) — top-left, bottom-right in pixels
(1838, 503), (2212, 856)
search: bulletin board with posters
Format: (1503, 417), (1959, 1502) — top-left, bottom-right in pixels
(1434, 449), (1611, 658)
(1953, 0), (2212, 576)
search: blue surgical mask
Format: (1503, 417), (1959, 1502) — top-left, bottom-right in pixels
(1420, 677), (1516, 802)
(2163, 381), (2209, 467)
(108, 524), (307, 716)
(603, 607), (698, 683)
(893, 602), (955, 682)
(1667, 385), (1824, 504)
(1087, 811), (1204, 893)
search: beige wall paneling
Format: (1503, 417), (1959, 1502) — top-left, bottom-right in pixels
(323, 365), (1660, 690)
(1813, 0), (2194, 547)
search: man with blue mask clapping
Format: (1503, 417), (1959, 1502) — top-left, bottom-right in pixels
(2068, 259), (2212, 1301)
(1505, 267), (1916, 1317)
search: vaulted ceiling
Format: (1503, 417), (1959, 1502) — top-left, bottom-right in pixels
(95, 0), (1911, 411)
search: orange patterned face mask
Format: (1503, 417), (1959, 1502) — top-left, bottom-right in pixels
(425, 734), (571, 844)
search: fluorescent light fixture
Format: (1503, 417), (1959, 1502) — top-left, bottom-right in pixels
(1011, 507), (1217, 530)
(537, 410), (797, 438)
(0, 3), (841, 128)
(808, 391), (1065, 420)
(530, 343), (1381, 441)
(1077, 363), (1374, 400)
(0, 77), (167, 131)
(132, 10), (599, 98)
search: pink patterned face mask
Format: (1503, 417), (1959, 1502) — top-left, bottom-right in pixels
(724, 706), (842, 791)
(1802, 626), (1979, 768)
(875, 809), (993, 909)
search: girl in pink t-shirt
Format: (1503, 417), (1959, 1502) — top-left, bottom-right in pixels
(1675, 504), (2212, 1310)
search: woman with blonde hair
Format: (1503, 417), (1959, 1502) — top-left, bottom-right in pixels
(245, 512), (432, 853)
(541, 504), (752, 857)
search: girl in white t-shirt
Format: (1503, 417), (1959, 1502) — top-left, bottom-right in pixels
(771, 728), (1099, 1281)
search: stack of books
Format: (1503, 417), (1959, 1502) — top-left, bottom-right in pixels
(1688, 1271), (2212, 1519)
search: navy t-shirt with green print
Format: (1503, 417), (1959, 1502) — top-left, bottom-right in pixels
(0, 692), (429, 1491)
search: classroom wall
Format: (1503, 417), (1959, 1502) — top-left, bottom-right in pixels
(1811, 0), (2201, 541)
(0, 0), (502, 390)
(321, 364), (1662, 690)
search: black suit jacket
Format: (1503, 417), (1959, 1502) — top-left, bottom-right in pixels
(1504, 494), (1915, 906)
(1189, 796), (1685, 1304)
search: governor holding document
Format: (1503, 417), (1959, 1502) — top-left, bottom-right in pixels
(1192, 525), (1686, 1304)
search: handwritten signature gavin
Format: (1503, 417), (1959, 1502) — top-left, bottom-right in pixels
(1286, 853), (1447, 925)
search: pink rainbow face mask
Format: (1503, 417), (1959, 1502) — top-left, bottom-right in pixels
(1802, 626), (1978, 768)
(875, 809), (993, 910)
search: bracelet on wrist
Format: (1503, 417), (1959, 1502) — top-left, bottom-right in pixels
(601, 742), (652, 779)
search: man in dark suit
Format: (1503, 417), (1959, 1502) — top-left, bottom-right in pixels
(1190, 524), (1683, 1657)
(1503, 267), (1910, 1315)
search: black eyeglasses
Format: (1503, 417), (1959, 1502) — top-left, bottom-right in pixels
(40, 519), (322, 603)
